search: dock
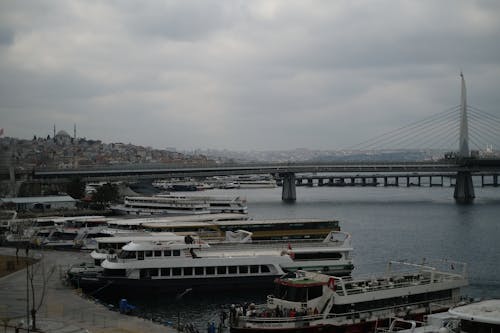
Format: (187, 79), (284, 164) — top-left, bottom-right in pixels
(0, 247), (178, 333)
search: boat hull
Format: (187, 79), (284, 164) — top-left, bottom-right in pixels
(230, 316), (427, 333)
(72, 274), (279, 295)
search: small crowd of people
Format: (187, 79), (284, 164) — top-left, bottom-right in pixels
(229, 302), (320, 322)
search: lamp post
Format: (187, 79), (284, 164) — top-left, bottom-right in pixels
(176, 288), (192, 331)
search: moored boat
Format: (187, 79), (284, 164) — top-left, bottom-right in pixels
(377, 299), (500, 332)
(230, 260), (468, 332)
(70, 231), (354, 293)
(110, 194), (248, 216)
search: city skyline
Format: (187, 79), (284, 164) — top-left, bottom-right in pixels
(1, 1), (500, 151)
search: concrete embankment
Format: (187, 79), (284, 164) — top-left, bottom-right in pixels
(0, 247), (178, 333)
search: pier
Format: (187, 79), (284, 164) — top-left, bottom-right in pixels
(0, 248), (178, 333)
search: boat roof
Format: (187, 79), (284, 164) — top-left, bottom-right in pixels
(155, 194), (246, 201)
(142, 218), (339, 229)
(0, 195), (76, 204)
(107, 213), (248, 226)
(94, 233), (183, 243)
(123, 240), (209, 251)
(448, 299), (500, 324)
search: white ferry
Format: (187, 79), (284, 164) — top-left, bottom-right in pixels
(89, 232), (211, 265)
(156, 194), (248, 214)
(230, 260), (468, 333)
(110, 194), (247, 216)
(379, 299), (500, 332)
(81, 231), (353, 293)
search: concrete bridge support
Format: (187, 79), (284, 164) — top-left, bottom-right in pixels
(454, 171), (475, 203)
(281, 173), (296, 202)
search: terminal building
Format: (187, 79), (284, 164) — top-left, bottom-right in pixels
(0, 195), (77, 211)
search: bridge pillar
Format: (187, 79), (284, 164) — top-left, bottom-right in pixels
(454, 171), (475, 203)
(9, 166), (17, 197)
(318, 178), (324, 187)
(494, 175), (498, 187)
(281, 173), (296, 202)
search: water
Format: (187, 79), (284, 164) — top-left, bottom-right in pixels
(96, 185), (500, 330)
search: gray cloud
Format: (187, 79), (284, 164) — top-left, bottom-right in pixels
(1, 0), (499, 150)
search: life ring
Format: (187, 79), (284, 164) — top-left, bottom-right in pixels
(328, 277), (336, 290)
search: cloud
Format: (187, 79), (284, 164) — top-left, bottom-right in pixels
(1, 0), (499, 150)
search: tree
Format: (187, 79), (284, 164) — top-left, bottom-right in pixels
(92, 183), (119, 209)
(26, 252), (56, 331)
(66, 177), (86, 199)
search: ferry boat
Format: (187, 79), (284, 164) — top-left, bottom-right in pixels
(156, 194), (247, 214)
(230, 260), (468, 332)
(110, 194), (247, 216)
(35, 216), (110, 249)
(378, 299), (500, 332)
(5, 215), (108, 246)
(76, 231), (353, 293)
(142, 218), (340, 241)
(111, 195), (211, 216)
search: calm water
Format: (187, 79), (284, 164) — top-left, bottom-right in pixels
(97, 185), (500, 329)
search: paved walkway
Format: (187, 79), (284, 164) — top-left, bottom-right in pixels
(0, 247), (178, 333)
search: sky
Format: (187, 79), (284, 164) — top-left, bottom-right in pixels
(1, 1), (500, 151)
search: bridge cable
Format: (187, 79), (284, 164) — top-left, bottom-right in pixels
(359, 109), (459, 150)
(347, 105), (460, 150)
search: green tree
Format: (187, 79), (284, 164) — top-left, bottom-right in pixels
(66, 178), (86, 199)
(92, 183), (119, 209)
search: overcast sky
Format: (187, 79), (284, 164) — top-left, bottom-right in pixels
(1, 1), (499, 151)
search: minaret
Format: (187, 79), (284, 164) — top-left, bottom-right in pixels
(53, 124), (56, 138)
(458, 72), (470, 158)
(74, 123), (77, 141)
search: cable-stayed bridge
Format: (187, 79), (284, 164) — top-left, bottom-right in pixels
(11, 75), (500, 203)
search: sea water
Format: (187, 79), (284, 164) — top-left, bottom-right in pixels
(96, 185), (500, 330)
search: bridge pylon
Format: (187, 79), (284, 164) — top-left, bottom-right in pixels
(454, 73), (475, 203)
(281, 172), (296, 202)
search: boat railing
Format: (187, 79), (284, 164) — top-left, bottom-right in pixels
(211, 231), (350, 250)
(242, 296), (456, 324)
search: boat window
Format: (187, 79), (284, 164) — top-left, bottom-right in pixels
(119, 251), (136, 259)
(150, 268), (158, 277)
(217, 266), (226, 275)
(154, 250), (162, 257)
(173, 250), (181, 256)
(250, 265), (259, 274)
(195, 267), (204, 275)
(308, 286), (322, 299)
(138, 251), (144, 260)
(239, 266), (248, 274)
(161, 268), (170, 276)
(206, 267), (215, 275)
(103, 269), (126, 277)
(184, 267), (193, 276)
(172, 268), (182, 276)
(228, 266), (237, 274)
(260, 265), (270, 273)
(294, 252), (343, 260)
(274, 284), (308, 302)
(139, 269), (150, 279)
(145, 251), (153, 257)
(164, 250), (172, 256)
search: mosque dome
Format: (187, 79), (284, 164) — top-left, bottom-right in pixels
(55, 130), (71, 138)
